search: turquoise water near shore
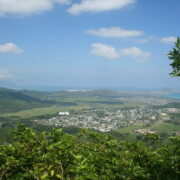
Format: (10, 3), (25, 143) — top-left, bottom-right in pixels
(167, 93), (180, 99)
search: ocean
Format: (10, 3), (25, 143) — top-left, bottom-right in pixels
(167, 93), (180, 99)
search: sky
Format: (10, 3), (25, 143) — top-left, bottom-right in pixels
(0, 0), (179, 90)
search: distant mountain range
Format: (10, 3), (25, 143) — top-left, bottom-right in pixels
(0, 87), (180, 113)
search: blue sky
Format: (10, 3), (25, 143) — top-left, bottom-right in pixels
(0, 0), (179, 90)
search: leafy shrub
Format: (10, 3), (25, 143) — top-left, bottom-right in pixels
(0, 125), (179, 179)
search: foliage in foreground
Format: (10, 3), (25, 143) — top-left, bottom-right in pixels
(168, 37), (180, 76)
(0, 125), (180, 180)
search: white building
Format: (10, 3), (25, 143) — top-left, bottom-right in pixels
(58, 112), (70, 116)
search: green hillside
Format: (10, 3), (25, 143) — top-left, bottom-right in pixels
(0, 88), (51, 113)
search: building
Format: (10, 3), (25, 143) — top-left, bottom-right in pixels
(58, 112), (70, 116)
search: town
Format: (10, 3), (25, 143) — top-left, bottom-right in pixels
(33, 106), (180, 132)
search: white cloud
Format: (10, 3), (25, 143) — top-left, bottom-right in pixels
(0, 42), (23, 54)
(0, 0), (70, 16)
(91, 43), (151, 62)
(87, 27), (143, 38)
(161, 36), (177, 44)
(136, 36), (177, 44)
(120, 47), (151, 58)
(68, 0), (136, 15)
(0, 70), (17, 80)
(91, 43), (119, 60)
(119, 47), (151, 62)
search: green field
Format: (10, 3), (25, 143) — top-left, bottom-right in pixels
(0, 104), (90, 118)
(151, 122), (180, 134)
(52, 97), (145, 110)
(116, 123), (145, 134)
(0, 97), (144, 118)
(116, 122), (180, 141)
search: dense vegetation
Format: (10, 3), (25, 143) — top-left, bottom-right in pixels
(0, 125), (179, 179)
(168, 37), (180, 76)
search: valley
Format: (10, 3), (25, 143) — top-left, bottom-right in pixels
(0, 87), (180, 143)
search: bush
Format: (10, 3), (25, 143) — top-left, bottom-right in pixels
(0, 125), (179, 179)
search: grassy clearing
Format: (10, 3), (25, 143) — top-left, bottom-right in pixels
(96, 103), (143, 109)
(116, 124), (145, 135)
(0, 97), (144, 119)
(151, 122), (180, 133)
(114, 123), (145, 141)
(71, 98), (144, 109)
(0, 105), (90, 118)
(48, 98), (144, 109)
(116, 122), (180, 139)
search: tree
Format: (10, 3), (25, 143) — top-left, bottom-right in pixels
(1, 125), (180, 179)
(168, 37), (180, 76)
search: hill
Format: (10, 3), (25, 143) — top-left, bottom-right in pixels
(21, 89), (123, 99)
(0, 87), (51, 113)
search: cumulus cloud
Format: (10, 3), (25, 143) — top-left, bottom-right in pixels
(91, 43), (119, 60)
(91, 43), (151, 62)
(68, 0), (137, 15)
(0, 0), (70, 16)
(161, 36), (177, 44)
(87, 27), (143, 38)
(119, 47), (151, 59)
(0, 42), (23, 54)
(0, 69), (17, 80)
(136, 36), (177, 44)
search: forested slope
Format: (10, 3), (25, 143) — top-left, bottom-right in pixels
(0, 125), (179, 180)
(0, 88), (51, 113)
